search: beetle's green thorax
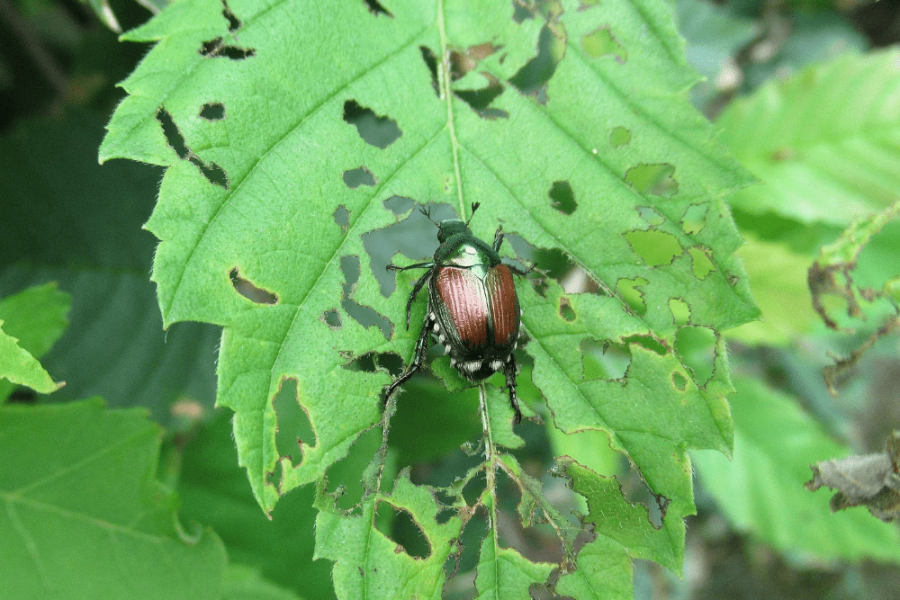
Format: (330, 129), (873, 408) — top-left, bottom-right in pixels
(434, 233), (500, 280)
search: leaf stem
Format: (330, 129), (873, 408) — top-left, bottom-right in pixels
(436, 0), (466, 219)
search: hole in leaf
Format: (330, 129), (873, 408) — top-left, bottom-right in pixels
(548, 180), (577, 215)
(672, 371), (688, 392)
(581, 26), (627, 62)
(674, 326), (717, 387)
(156, 108), (229, 188)
(221, 0), (241, 32)
(363, 202), (455, 298)
(615, 276), (647, 315)
(342, 351), (403, 376)
(363, 0), (392, 17)
(624, 230), (683, 267)
(199, 37), (256, 60)
(669, 298), (691, 326)
(273, 377), (316, 466)
(462, 470), (486, 505)
(333, 205), (350, 233)
(559, 296), (576, 322)
(687, 246), (715, 279)
(624, 334), (668, 356)
(454, 74), (508, 119)
(625, 163), (678, 197)
(322, 308), (342, 329)
(199, 102), (225, 120)
(637, 206), (664, 227)
(581, 339), (631, 380)
(375, 502), (432, 559)
(512, 0), (535, 22)
(680, 203), (708, 235)
(343, 100), (402, 149)
(419, 46), (440, 96)
(610, 126), (630, 148)
(384, 195), (415, 215)
(325, 427), (384, 511)
(340, 255), (392, 339)
(342, 166), (377, 189)
(509, 26), (563, 103)
(230, 268), (278, 304)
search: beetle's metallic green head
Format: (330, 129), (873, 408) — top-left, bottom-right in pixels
(437, 219), (471, 244)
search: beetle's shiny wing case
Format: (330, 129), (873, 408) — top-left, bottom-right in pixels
(485, 265), (519, 347)
(434, 267), (489, 349)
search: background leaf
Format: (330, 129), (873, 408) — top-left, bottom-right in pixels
(692, 378), (900, 562)
(0, 111), (218, 423)
(0, 399), (227, 600)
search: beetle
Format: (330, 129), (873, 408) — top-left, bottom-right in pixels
(386, 202), (527, 424)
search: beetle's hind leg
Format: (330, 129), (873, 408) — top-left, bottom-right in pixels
(502, 354), (522, 425)
(384, 310), (433, 405)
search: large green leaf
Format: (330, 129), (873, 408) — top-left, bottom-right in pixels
(100, 0), (758, 594)
(0, 111), (217, 423)
(693, 378), (900, 562)
(0, 399), (227, 599)
(718, 48), (900, 225)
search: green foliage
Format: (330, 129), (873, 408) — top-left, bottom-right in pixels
(0, 112), (218, 423)
(693, 379), (900, 561)
(95, 0), (759, 594)
(0, 399), (227, 600)
(0, 283), (69, 399)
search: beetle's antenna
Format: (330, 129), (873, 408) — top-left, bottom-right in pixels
(419, 204), (439, 227)
(466, 202), (481, 227)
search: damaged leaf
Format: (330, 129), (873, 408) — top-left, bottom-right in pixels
(806, 430), (900, 523)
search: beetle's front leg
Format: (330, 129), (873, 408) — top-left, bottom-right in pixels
(502, 354), (522, 425)
(384, 310), (433, 404)
(492, 226), (505, 252)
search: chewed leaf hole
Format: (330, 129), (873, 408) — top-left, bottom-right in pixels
(343, 100), (402, 149)
(342, 351), (403, 376)
(199, 37), (256, 60)
(199, 102), (225, 120)
(222, 0), (241, 32)
(454, 74), (508, 119)
(582, 339), (631, 381)
(340, 255), (392, 339)
(669, 298), (691, 326)
(343, 166), (377, 188)
(509, 26), (562, 103)
(674, 326), (717, 387)
(625, 163), (678, 197)
(559, 296), (576, 322)
(610, 126), (631, 148)
(624, 334), (668, 356)
(672, 371), (688, 391)
(420, 46), (440, 95)
(375, 502), (432, 559)
(681, 203), (708, 235)
(363, 0), (393, 17)
(156, 107), (229, 188)
(333, 205), (350, 233)
(322, 308), (342, 329)
(616, 276), (647, 315)
(384, 195), (415, 215)
(688, 247), (715, 279)
(273, 377), (317, 466)
(624, 230), (683, 267)
(548, 180), (577, 214)
(582, 26), (627, 62)
(230, 268), (278, 304)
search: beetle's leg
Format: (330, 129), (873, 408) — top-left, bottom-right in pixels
(506, 263), (536, 277)
(404, 270), (431, 329)
(384, 311), (433, 404)
(502, 354), (522, 425)
(387, 261), (433, 272)
(492, 226), (504, 252)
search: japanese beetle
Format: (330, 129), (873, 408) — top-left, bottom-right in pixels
(386, 203), (527, 424)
